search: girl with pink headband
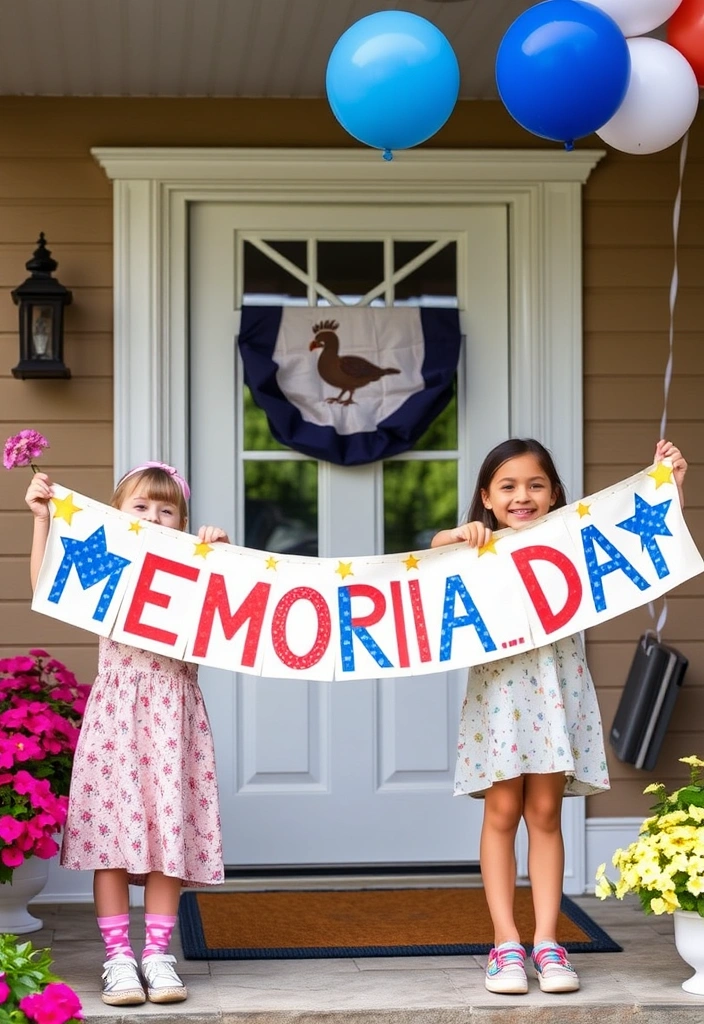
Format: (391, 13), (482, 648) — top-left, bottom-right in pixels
(25, 462), (229, 1007)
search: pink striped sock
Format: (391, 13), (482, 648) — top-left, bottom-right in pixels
(97, 914), (134, 960)
(143, 913), (177, 959)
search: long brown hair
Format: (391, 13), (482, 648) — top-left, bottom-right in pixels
(111, 467), (188, 529)
(467, 438), (567, 530)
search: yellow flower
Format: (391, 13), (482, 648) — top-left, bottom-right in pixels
(686, 875), (704, 897)
(643, 783), (665, 795)
(679, 755), (704, 768)
(595, 863), (606, 880)
(595, 876), (612, 900)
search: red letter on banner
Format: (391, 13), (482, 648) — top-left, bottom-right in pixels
(511, 545), (582, 634)
(347, 584), (386, 628)
(389, 581), (410, 669)
(271, 587), (331, 669)
(193, 574), (271, 665)
(123, 553), (200, 646)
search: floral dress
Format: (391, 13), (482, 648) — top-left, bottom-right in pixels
(61, 638), (223, 886)
(455, 633), (610, 798)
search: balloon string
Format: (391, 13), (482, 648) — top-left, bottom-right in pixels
(649, 130), (689, 643)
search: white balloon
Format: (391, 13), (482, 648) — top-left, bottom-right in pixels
(586, 0), (683, 37)
(596, 37), (699, 155)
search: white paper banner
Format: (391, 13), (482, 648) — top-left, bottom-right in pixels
(33, 463), (703, 680)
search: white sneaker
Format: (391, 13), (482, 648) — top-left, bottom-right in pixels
(101, 955), (146, 1006)
(141, 953), (188, 1003)
(485, 941), (529, 994)
(531, 941), (580, 993)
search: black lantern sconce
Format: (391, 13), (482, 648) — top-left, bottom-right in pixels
(12, 233), (72, 379)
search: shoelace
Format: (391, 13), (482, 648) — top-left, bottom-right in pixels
(533, 945), (572, 971)
(492, 945), (525, 969)
(103, 961), (138, 984)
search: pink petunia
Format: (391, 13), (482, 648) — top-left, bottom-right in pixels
(21, 983), (83, 1024)
(0, 814), (25, 842)
(32, 834), (60, 859)
(0, 972), (10, 1004)
(3, 429), (49, 470)
(0, 845), (25, 867)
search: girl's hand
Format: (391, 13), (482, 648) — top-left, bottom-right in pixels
(25, 473), (53, 521)
(655, 439), (687, 503)
(198, 524), (230, 545)
(433, 521), (493, 550)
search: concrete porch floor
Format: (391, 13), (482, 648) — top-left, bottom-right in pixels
(30, 893), (704, 1023)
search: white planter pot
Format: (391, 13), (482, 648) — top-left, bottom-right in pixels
(674, 909), (704, 995)
(0, 857), (51, 934)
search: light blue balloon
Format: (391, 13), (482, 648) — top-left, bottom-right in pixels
(326, 11), (460, 158)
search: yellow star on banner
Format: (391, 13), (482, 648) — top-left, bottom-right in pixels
(265, 556), (279, 570)
(193, 541), (213, 559)
(128, 520), (144, 534)
(576, 502), (591, 518)
(648, 463), (674, 489)
(335, 561), (354, 580)
(478, 539), (497, 557)
(51, 493), (82, 526)
(403, 554), (420, 571)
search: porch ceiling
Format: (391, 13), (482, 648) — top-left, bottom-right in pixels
(0, 0), (536, 100)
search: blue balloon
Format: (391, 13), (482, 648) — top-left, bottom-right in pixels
(326, 11), (460, 158)
(496, 0), (630, 148)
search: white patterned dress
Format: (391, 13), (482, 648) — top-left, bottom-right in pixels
(454, 633), (610, 797)
(61, 638), (224, 886)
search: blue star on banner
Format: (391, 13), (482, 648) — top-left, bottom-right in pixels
(616, 493), (672, 581)
(48, 527), (132, 622)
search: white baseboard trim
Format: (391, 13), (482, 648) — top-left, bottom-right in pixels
(585, 817), (642, 892)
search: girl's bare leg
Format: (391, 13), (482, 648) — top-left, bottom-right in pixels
(93, 868), (130, 917)
(144, 871), (182, 916)
(480, 776), (524, 946)
(523, 772), (566, 945)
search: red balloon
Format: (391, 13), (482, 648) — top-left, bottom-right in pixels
(668, 0), (704, 85)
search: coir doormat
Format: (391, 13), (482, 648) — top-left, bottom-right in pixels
(178, 887), (622, 959)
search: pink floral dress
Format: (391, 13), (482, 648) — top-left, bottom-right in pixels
(61, 638), (223, 886)
(455, 633), (610, 798)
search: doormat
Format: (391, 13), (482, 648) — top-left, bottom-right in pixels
(178, 887), (622, 960)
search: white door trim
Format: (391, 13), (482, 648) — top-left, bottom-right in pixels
(92, 145), (604, 893)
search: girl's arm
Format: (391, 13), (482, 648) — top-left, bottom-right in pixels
(25, 473), (53, 591)
(655, 439), (687, 508)
(431, 521), (493, 549)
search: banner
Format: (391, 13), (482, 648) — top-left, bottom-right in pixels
(239, 305), (461, 465)
(33, 463), (703, 680)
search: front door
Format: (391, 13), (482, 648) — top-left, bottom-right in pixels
(189, 201), (509, 866)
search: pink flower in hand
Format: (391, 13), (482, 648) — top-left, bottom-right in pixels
(3, 430), (49, 470)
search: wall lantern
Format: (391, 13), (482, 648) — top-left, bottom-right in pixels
(12, 233), (72, 379)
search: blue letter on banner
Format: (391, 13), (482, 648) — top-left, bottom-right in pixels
(48, 527), (132, 622)
(439, 574), (496, 661)
(581, 524), (650, 613)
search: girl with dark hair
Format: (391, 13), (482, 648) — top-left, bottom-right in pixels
(432, 437), (687, 996)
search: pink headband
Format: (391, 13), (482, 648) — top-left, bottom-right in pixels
(121, 461), (190, 500)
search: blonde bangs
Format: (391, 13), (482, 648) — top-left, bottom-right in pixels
(112, 468), (188, 525)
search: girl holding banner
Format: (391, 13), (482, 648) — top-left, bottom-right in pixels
(25, 463), (229, 1007)
(431, 437), (687, 996)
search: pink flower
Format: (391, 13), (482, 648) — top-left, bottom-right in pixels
(32, 834), (60, 859)
(1, 844), (25, 867)
(20, 983), (83, 1024)
(3, 430), (49, 470)
(0, 814), (25, 842)
(0, 972), (10, 1004)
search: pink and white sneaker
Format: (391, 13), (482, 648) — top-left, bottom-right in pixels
(531, 941), (580, 992)
(485, 941), (528, 994)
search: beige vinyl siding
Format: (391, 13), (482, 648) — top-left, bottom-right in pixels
(0, 98), (702, 816)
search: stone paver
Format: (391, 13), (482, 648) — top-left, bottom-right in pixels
(29, 894), (704, 1023)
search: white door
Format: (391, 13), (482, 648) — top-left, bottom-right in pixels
(189, 202), (509, 867)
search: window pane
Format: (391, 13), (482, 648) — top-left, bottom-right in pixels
(383, 460), (458, 554)
(243, 385), (287, 452)
(244, 460), (318, 556)
(414, 387), (458, 452)
(393, 241), (457, 306)
(317, 241), (384, 304)
(242, 240), (307, 303)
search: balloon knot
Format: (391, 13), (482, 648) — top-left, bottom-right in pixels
(382, 148), (393, 161)
(564, 139), (575, 152)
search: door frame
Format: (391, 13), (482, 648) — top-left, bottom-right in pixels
(92, 145), (605, 894)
